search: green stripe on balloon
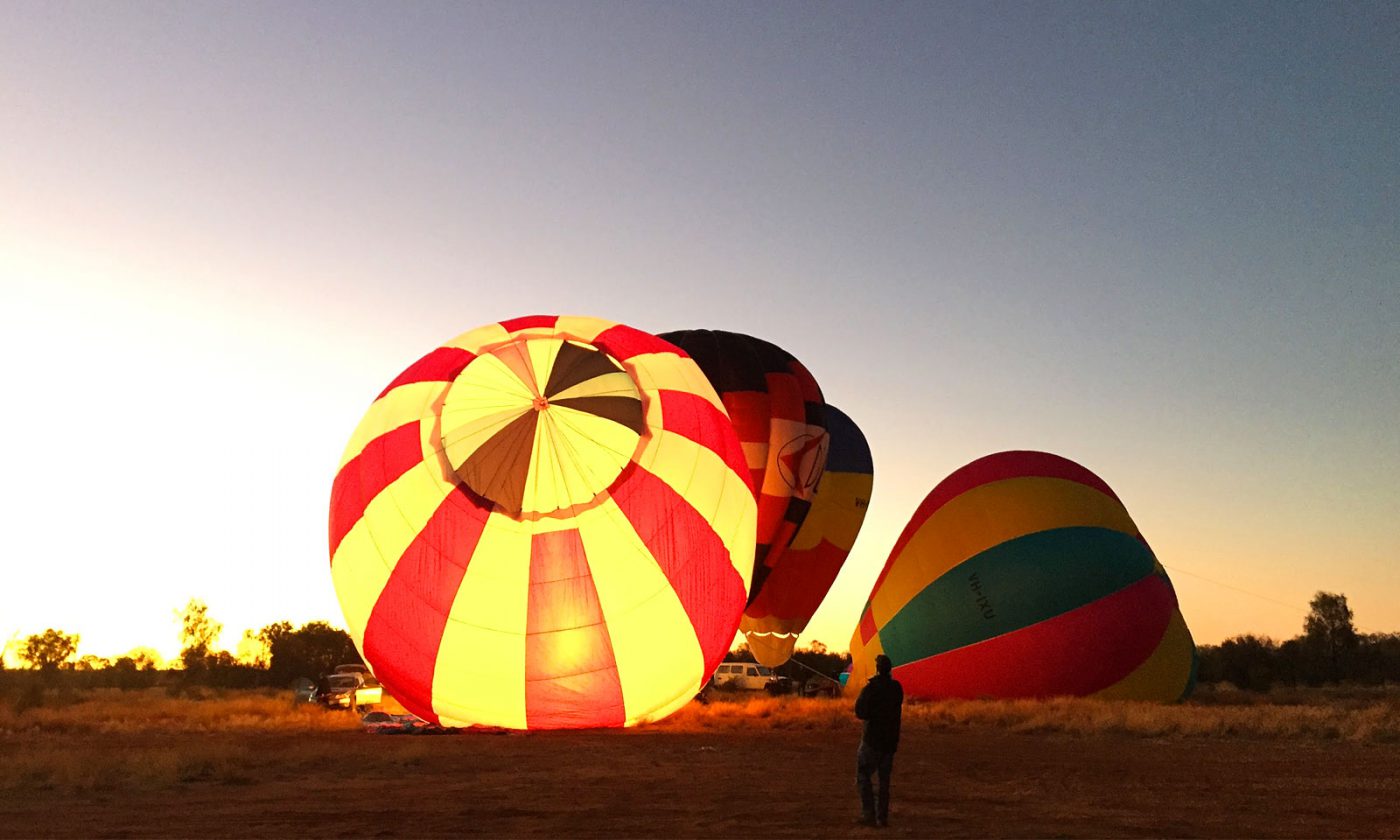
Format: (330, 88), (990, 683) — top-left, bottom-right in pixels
(877, 526), (1157, 666)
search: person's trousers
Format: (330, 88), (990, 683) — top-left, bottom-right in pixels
(856, 741), (895, 821)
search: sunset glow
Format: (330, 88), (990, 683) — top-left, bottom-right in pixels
(2, 3), (1396, 668)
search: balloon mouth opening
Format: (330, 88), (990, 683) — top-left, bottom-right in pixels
(439, 337), (646, 517)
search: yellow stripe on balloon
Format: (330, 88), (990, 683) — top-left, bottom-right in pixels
(552, 315), (614, 344)
(629, 353), (728, 416)
(522, 408), (628, 515)
(330, 462), (459, 647)
(444, 322), (512, 352)
(550, 370), (637, 401)
(431, 511), (532, 729)
(869, 477), (1141, 634)
(575, 499), (705, 725)
(787, 471), (872, 552)
(524, 337), (562, 389)
(633, 427), (757, 591)
(1092, 607), (1195, 701)
(844, 631), (884, 695)
(337, 381), (445, 469)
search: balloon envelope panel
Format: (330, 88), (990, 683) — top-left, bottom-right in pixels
(848, 451), (1194, 701)
(656, 330), (829, 609)
(330, 316), (756, 729)
(744, 405), (873, 667)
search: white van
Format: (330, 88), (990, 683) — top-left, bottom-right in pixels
(712, 662), (774, 691)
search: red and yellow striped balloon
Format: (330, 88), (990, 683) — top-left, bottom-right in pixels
(330, 316), (756, 729)
(848, 451), (1195, 701)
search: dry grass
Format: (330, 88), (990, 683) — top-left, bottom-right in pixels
(3, 686), (1397, 793)
(0, 736), (443, 793)
(0, 687), (360, 735)
(657, 689), (1400, 742)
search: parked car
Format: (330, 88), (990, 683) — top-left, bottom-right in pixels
(316, 672), (383, 710)
(800, 676), (842, 698)
(763, 675), (797, 695)
(712, 662), (775, 691)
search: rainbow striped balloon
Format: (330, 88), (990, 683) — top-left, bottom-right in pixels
(848, 451), (1195, 701)
(330, 316), (756, 729)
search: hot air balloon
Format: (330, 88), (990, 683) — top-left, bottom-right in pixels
(655, 330), (829, 645)
(330, 315), (757, 729)
(743, 405), (873, 667)
(848, 451), (1195, 701)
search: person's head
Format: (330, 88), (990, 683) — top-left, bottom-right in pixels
(875, 654), (892, 676)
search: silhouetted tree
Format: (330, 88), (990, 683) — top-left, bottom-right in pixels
(1212, 634), (1279, 691)
(257, 621), (360, 683)
(1303, 591), (1357, 683)
(20, 629), (79, 670)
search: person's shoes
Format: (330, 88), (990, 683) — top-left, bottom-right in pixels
(853, 815), (877, 827)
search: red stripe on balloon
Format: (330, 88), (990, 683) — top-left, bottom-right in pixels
(328, 421), (424, 558)
(858, 607), (878, 645)
(763, 372), (805, 422)
(609, 464), (746, 681)
(360, 488), (491, 724)
(593, 324), (686, 361)
(375, 346), (476, 399)
(746, 537), (847, 622)
(499, 314), (559, 332)
(720, 391), (773, 452)
(891, 574), (1174, 699)
(875, 451), (1123, 594)
(525, 528), (625, 729)
(657, 390), (753, 491)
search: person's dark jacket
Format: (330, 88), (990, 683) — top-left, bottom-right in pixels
(854, 673), (903, 753)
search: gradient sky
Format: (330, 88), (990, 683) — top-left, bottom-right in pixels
(3, 1), (1396, 663)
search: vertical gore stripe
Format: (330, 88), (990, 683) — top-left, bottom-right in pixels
(329, 421), (424, 558)
(720, 391), (773, 450)
(499, 314), (559, 332)
(656, 390), (753, 491)
(376, 347), (476, 399)
(859, 607), (878, 645)
(360, 488), (490, 723)
(609, 464), (746, 678)
(594, 324), (686, 361)
(525, 529), (625, 729)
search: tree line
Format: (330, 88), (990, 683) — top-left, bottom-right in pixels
(9, 592), (1398, 694)
(1195, 592), (1400, 690)
(3, 599), (362, 689)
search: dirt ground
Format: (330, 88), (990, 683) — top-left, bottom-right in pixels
(5, 726), (1399, 839)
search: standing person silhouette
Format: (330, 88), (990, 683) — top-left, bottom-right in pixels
(854, 654), (903, 828)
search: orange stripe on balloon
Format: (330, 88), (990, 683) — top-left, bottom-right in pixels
(525, 529), (625, 729)
(328, 421), (424, 558)
(360, 488), (491, 724)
